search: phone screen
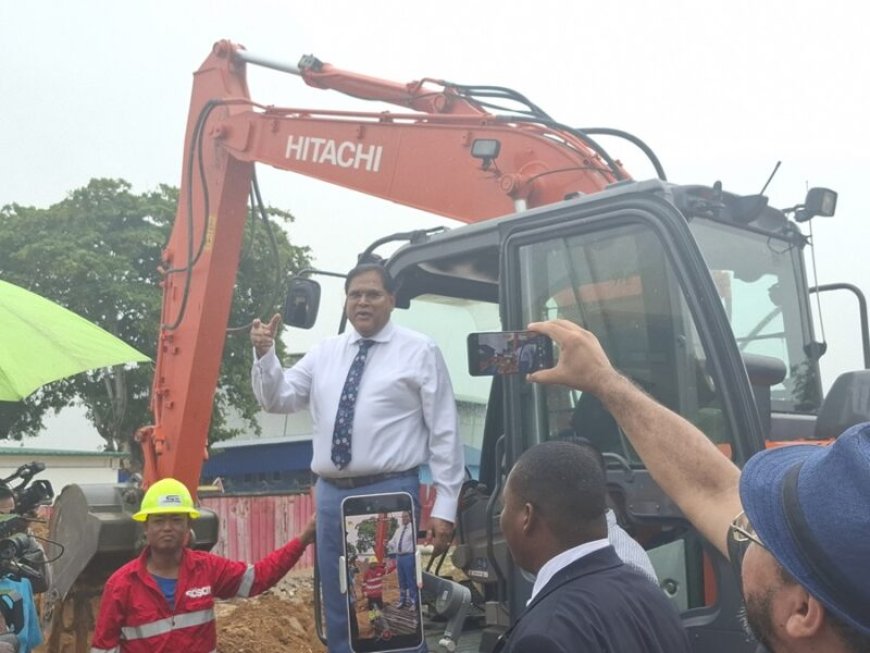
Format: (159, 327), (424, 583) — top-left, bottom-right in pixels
(341, 492), (423, 653)
(467, 330), (555, 376)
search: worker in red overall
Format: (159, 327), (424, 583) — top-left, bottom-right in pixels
(90, 478), (315, 653)
(359, 557), (391, 640)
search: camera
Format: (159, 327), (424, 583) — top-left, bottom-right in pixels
(0, 514), (29, 574)
(0, 513), (44, 588)
(2, 462), (54, 516)
(0, 463), (53, 585)
(13, 480), (53, 516)
(0, 533), (30, 562)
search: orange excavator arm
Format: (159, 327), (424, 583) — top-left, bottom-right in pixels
(137, 39), (631, 496)
(135, 42), (256, 494)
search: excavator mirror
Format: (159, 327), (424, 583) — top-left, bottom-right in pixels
(805, 187), (837, 217)
(283, 277), (321, 329)
(795, 187), (837, 222)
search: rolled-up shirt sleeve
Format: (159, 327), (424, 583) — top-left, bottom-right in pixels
(420, 343), (465, 523)
(251, 345), (316, 413)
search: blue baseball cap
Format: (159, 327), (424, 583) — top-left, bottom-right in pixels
(739, 422), (870, 635)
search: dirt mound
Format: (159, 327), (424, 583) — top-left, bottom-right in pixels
(216, 573), (325, 653)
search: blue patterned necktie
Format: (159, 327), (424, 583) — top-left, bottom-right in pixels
(331, 339), (375, 469)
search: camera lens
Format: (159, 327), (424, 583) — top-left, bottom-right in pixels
(0, 535), (23, 560)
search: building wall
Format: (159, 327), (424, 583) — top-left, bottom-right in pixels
(0, 452), (123, 506)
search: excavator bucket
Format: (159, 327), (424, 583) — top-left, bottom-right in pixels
(43, 483), (217, 649)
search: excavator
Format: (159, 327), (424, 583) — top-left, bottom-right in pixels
(44, 40), (870, 652)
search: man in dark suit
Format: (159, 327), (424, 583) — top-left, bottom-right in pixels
(497, 440), (690, 653)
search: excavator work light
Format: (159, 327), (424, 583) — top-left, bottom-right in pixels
(796, 187), (837, 222)
(471, 139), (501, 170)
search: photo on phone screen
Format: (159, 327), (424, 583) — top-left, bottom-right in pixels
(341, 492), (423, 653)
(467, 330), (555, 376)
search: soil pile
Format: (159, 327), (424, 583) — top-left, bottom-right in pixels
(216, 573), (326, 653)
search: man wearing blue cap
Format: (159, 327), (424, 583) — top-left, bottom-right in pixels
(526, 319), (870, 653)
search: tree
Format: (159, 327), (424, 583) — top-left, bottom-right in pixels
(0, 178), (310, 451)
(354, 516), (399, 555)
(355, 518), (378, 555)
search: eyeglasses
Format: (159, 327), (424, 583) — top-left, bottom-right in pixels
(729, 511), (765, 550)
(726, 511), (769, 594)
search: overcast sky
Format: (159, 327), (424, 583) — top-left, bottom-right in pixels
(1, 1), (867, 449)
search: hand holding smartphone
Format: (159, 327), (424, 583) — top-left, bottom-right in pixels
(467, 330), (555, 376)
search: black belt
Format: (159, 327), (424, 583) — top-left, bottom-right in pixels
(320, 467), (419, 490)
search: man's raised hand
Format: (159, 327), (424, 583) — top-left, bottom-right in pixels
(525, 320), (618, 394)
(251, 313), (282, 359)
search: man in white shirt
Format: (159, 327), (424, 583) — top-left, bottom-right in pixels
(565, 437), (659, 586)
(387, 511), (417, 609)
(251, 262), (464, 653)
(496, 440), (690, 653)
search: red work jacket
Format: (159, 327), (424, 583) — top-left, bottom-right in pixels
(90, 537), (306, 653)
(362, 566), (385, 600)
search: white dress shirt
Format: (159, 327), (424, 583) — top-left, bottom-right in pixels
(388, 521), (416, 554)
(529, 538), (610, 603)
(605, 509), (659, 586)
(252, 321), (465, 522)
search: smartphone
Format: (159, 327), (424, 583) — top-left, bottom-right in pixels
(467, 330), (555, 376)
(341, 492), (423, 653)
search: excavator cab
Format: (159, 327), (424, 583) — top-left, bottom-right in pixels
(380, 180), (772, 652)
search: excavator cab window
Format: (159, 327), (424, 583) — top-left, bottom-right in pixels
(391, 293), (501, 466)
(689, 219), (823, 416)
(512, 222), (734, 461)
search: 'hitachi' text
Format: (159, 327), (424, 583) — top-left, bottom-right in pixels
(285, 136), (383, 172)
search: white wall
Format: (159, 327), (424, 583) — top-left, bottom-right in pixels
(0, 452), (123, 503)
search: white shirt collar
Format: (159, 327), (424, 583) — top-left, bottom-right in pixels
(529, 538), (610, 603)
(348, 320), (394, 344)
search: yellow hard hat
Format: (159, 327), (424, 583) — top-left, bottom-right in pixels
(132, 478), (200, 522)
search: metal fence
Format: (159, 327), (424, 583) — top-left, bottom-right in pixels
(200, 485), (437, 569)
